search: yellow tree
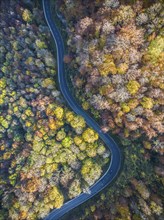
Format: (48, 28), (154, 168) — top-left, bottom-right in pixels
(22, 9), (32, 23)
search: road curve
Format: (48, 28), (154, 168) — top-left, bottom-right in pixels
(42, 0), (122, 219)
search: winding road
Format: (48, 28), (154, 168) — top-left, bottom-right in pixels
(42, 0), (122, 219)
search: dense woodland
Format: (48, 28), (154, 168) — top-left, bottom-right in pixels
(0, 1), (109, 219)
(0, 0), (163, 220)
(57, 0), (164, 219)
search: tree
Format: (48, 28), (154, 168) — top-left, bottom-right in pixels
(68, 179), (82, 199)
(81, 159), (102, 185)
(22, 9), (33, 23)
(82, 128), (98, 143)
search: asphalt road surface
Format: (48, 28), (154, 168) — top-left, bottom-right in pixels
(42, 0), (122, 219)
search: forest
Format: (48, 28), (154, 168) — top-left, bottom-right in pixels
(0, 1), (109, 219)
(0, 0), (163, 220)
(55, 0), (164, 219)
